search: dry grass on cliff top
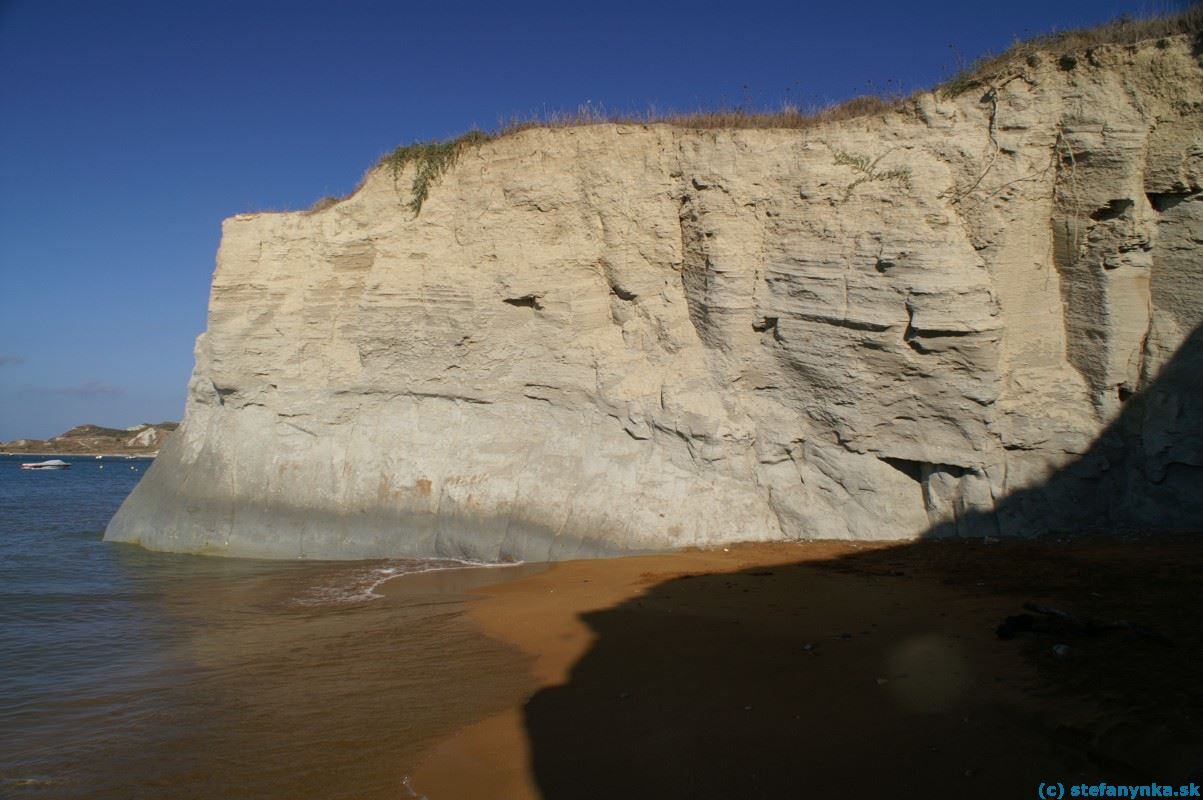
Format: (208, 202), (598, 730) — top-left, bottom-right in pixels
(313, 3), (1200, 214)
(940, 1), (1203, 95)
(493, 93), (904, 136)
(461, 3), (1201, 137)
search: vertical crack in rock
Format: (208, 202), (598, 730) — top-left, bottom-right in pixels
(677, 192), (718, 348)
(1052, 124), (1158, 417)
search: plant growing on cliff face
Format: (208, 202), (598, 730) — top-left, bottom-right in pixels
(832, 148), (912, 200)
(382, 129), (491, 215)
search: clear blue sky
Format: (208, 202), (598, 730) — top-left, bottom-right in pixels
(0, 0), (1180, 439)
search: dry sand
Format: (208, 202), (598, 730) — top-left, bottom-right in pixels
(401, 537), (1203, 799)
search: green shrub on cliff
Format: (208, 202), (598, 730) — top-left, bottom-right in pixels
(382, 129), (491, 215)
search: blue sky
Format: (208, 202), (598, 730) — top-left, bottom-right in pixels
(0, 0), (1180, 440)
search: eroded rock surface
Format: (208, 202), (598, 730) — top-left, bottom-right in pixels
(106, 38), (1203, 559)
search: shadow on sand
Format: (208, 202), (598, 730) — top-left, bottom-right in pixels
(521, 326), (1203, 798)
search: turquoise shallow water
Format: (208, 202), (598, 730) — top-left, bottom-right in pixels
(0, 454), (535, 799)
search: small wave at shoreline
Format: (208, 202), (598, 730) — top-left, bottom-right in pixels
(292, 558), (524, 606)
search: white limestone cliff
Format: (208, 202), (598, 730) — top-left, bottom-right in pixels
(106, 36), (1203, 559)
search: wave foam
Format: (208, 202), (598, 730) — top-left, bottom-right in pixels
(293, 558), (520, 606)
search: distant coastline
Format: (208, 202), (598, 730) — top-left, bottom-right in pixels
(1, 451), (158, 458)
(1, 422), (176, 458)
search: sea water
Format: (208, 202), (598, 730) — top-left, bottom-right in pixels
(0, 455), (535, 798)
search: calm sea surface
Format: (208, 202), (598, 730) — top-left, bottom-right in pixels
(0, 454), (536, 799)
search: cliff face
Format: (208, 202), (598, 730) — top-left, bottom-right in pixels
(106, 38), (1203, 560)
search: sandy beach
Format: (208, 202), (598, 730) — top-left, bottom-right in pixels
(405, 537), (1203, 799)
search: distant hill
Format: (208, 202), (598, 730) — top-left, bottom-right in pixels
(1, 422), (178, 456)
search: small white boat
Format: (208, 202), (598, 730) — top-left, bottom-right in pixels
(20, 459), (71, 470)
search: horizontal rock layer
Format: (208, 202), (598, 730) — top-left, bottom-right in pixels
(107, 37), (1203, 559)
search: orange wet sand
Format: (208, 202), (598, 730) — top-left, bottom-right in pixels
(403, 537), (1203, 799)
